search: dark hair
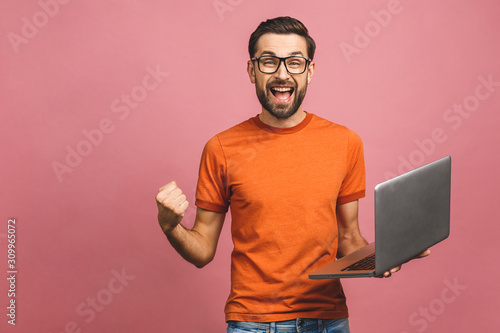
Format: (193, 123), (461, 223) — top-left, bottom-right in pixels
(248, 16), (316, 59)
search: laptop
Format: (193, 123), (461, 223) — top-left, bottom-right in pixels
(309, 156), (451, 279)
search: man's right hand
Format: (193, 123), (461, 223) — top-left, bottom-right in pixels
(155, 182), (226, 268)
(156, 181), (189, 234)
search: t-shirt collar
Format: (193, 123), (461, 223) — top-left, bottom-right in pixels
(253, 112), (313, 134)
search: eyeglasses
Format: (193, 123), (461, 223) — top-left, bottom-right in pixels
(251, 55), (312, 75)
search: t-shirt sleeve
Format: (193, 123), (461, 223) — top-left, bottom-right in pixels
(195, 135), (230, 213)
(337, 129), (366, 205)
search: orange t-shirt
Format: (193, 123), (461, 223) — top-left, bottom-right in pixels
(195, 112), (365, 322)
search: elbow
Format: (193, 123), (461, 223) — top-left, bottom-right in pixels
(192, 254), (215, 269)
(194, 262), (208, 269)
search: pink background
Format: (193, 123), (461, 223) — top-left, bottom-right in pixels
(1, 0), (499, 332)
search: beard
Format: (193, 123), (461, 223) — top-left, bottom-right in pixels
(256, 79), (307, 120)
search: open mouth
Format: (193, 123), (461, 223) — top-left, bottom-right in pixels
(270, 86), (294, 103)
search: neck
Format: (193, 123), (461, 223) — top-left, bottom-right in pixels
(259, 107), (306, 128)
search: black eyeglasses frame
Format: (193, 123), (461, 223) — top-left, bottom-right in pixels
(250, 55), (312, 75)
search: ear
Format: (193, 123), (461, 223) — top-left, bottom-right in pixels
(306, 60), (315, 85)
(247, 60), (256, 84)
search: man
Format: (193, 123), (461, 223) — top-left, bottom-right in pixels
(156, 17), (428, 333)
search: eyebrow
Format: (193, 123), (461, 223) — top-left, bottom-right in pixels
(260, 50), (305, 57)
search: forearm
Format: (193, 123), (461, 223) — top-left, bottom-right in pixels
(165, 223), (214, 268)
(156, 182), (224, 268)
(336, 233), (368, 259)
(336, 200), (367, 259)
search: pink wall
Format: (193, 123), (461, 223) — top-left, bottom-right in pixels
(1, 0), (499, 332)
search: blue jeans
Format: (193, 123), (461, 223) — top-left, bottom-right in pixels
(227, 318), (350, 333)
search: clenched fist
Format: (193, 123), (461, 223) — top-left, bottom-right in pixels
(156, 181), (189, 233)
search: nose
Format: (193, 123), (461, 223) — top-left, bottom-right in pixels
(274, 59), (290, 80)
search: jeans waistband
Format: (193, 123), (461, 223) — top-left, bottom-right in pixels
(228, 318), (327, 332)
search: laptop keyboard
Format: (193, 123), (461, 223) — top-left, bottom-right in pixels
(341, 253), (375, 271)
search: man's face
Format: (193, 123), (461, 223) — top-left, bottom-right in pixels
(248, 33), (315, 120)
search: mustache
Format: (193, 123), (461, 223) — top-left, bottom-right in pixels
(266, 80), (296, 88)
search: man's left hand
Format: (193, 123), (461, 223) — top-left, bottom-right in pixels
(378, 249), (431, 278)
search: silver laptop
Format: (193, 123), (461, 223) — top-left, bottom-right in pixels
(309, 156), (451, 279)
